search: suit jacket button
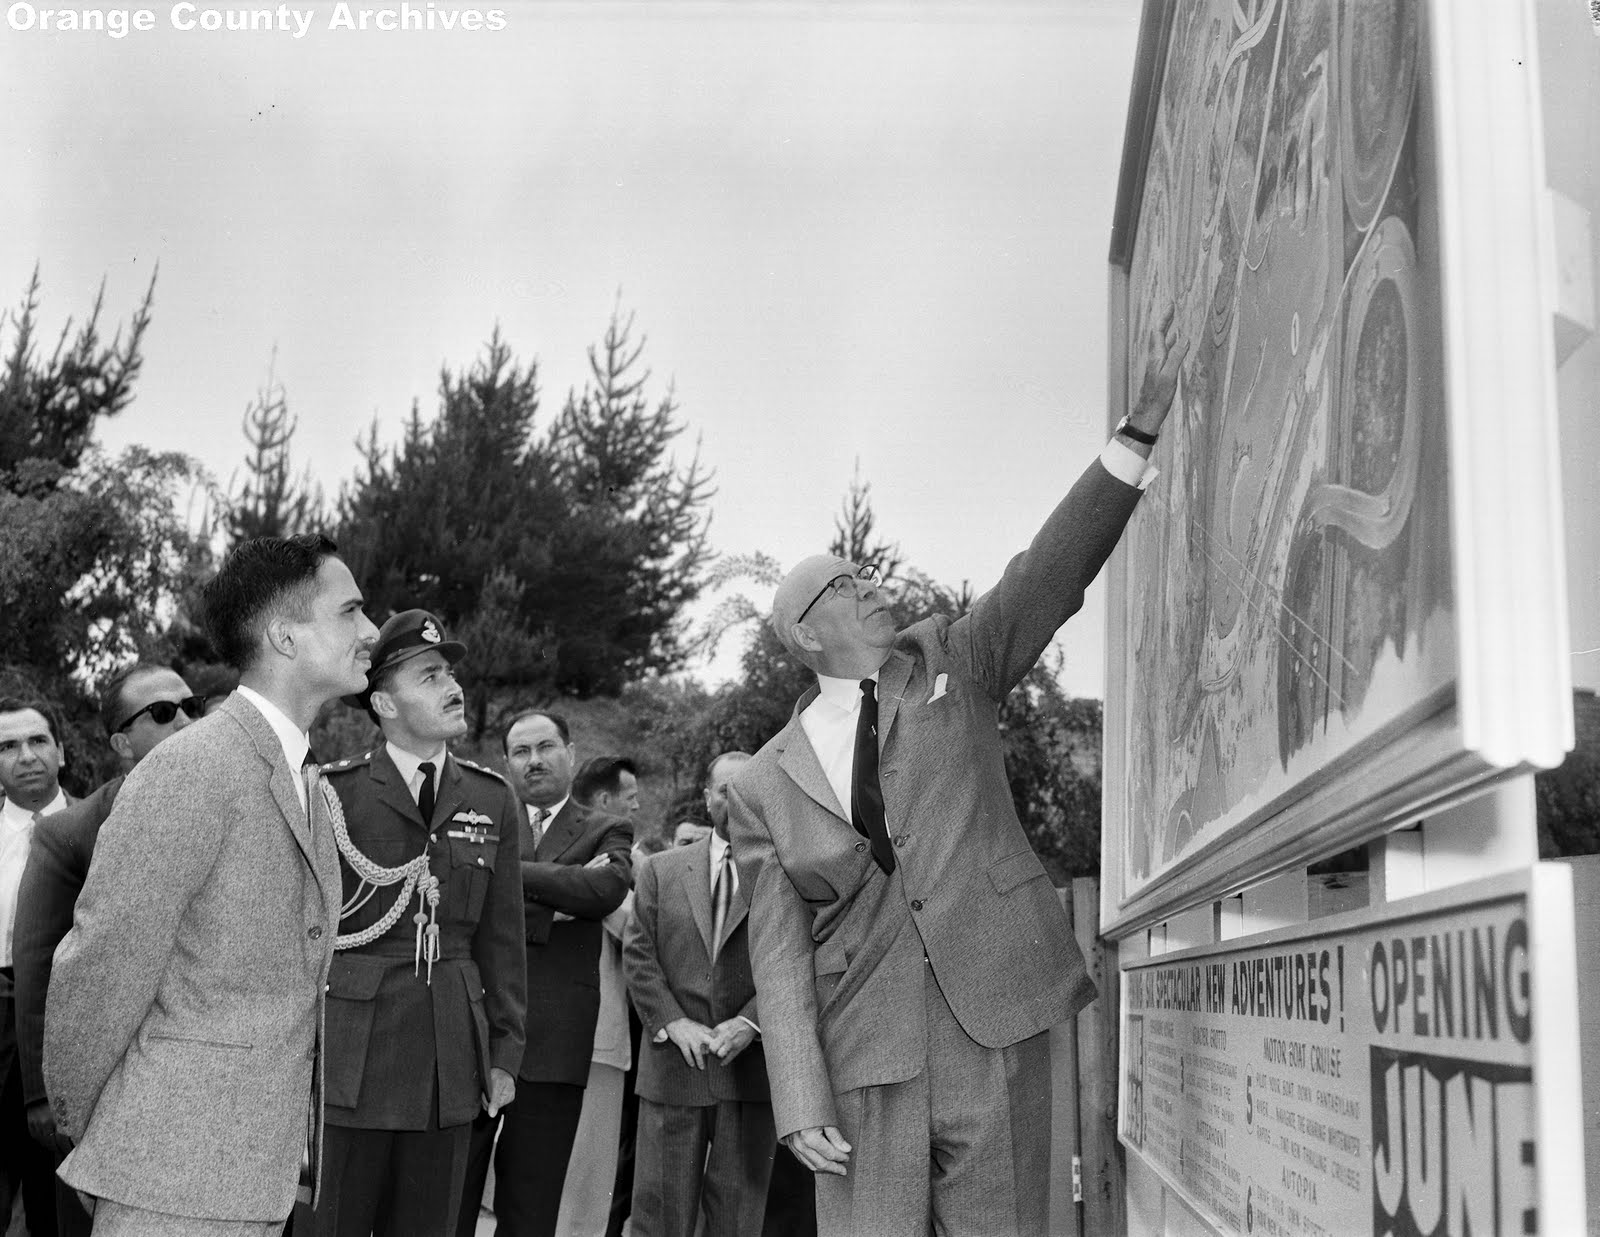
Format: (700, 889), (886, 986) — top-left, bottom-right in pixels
(308, 925), (323, 940)
(431, 834), (438, 843)
(893, 835), (906, 847)
(853, 841), (867, 853)
(911, 899), (924, 912)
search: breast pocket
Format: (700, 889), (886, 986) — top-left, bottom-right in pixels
(446, 834), (500, 921)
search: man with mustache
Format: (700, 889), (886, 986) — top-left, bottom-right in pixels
(456, 711), (632, 1237)
(312, 609), (526, 1237)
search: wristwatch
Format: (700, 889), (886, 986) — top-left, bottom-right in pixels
(1115, 415), (1158, 446)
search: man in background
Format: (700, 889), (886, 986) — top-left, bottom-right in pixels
(456, 712), (633, 1237)
(14, 664), (202, 1237)
(624, 750), (779, 1237)
(557, 756), (641, 1237)
(0, 696), (74, 1236)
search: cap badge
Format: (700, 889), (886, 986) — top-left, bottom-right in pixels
(421, 619), (442, 644)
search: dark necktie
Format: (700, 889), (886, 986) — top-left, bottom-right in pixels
(417, 761), (436, 826)
(711, 845), (733, 959)
(851, 679), (895, 875)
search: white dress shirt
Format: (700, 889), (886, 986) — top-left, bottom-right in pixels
(0, 787), (68, 967)
(385, 740), (446, 812)
(234, 684), (312, 815)
(799, 670), (877, 820)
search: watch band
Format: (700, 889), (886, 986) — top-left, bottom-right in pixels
(1115, 416), (1158, 446)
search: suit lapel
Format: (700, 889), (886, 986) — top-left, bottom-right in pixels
(874, 648), (915, 750)
(676, 840), (714, 955)
(367, 746), (427, 831)
(536, 800), (583, 861)
(222, 694), (321, 880)
(775, 707), (849, 824)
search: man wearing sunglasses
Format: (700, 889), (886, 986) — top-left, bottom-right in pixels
(11, 665), (200, 1236)
(727, 318), (1187, 1236)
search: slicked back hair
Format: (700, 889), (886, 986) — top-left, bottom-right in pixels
(502, 709), (571, 755)
(200, 533), (340, 671)
(0, 696), (63, 747)
(100, 663), (179, 735)
(706, 751), (752, 788)
(572, 755), (639, 807)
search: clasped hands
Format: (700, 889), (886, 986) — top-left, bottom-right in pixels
(661, 1016), (757, 1070)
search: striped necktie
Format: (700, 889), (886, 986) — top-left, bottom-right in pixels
(711, 844), (733, 960)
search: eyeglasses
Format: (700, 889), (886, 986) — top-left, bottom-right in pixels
(797, 564), (884, 624)
(115, 695), (206, 733)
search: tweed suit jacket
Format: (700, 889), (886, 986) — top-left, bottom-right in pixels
(622, 839), (769, 1107)
(13, 775), (124, 1108)
(518, 799), (633, 1085)
(320, 745), (527, 1129)
(44, 694), (343, 1221)
(726, 456), (1143, 1139)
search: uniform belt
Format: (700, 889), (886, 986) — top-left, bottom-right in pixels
(354, 936), (477, 962)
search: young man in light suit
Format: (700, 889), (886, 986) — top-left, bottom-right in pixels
(726, 321), (1185, 1236)
(45, 534), (380, 1235)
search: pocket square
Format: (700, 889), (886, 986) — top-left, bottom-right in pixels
(927, 673), (950, 703)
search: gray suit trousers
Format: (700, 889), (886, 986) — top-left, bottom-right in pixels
(633, 1096), (776, 1237)
(815, 961), (1052, 1237)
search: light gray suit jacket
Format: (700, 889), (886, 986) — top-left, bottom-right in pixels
(44, 693), (342, 1221)
(727, 457), (1142, 1139)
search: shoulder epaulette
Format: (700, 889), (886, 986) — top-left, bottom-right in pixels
(455, 757), (509, 784)
(321, 750), (374, 774)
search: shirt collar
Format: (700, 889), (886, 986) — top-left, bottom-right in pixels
(1, 787), (66, 830)
(386, 740), (448, 792)
(814, 667), (879, 713)
(710, 828), (730, 869)
(529, 794), (569, 825)
(234, 685), (310, 773)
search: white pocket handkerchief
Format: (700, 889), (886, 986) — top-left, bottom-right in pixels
(927, 673), (950, 703)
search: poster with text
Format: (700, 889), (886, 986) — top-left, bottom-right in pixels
(1119, 868), (1584, 1236)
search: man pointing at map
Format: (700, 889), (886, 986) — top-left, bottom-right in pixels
(726, 312), (1186, 1236)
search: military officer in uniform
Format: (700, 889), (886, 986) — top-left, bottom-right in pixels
(310, 609), (527, 1237)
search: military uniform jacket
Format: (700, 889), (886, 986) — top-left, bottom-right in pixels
(321, 745), (527, 1130)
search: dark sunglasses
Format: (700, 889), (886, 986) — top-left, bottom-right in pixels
(116, 695), (206, 732)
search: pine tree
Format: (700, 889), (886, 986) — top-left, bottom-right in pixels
(226, 354), (323, 544)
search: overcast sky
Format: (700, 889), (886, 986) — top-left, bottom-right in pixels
(3, 1), (1141, 695)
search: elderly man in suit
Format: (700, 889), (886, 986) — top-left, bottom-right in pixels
(311, 609), (526, 1237)
(624, 750), (778, 1237)
(45, 533), (379, 1235)
(14, 664), (202, 1237)
(456, 711), (633, 1237)
(1, 696), (76, 1236)
(726, 324), (1185, 1236)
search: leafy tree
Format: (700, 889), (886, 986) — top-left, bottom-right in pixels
(337, 310), (715, 726)
(0, 268), (210, 789)
(545, 306), (714, 694)
(226, 355), (324, 544)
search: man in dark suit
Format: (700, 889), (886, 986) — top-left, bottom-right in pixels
(1, 696), (76, 1237)
(310, 610), (526, 1237)
(727, 323), (1185, 1235)
(13, 663), (202, 1237)
(456, 711), (633, 1237)
(624, 750), (777, 1237)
